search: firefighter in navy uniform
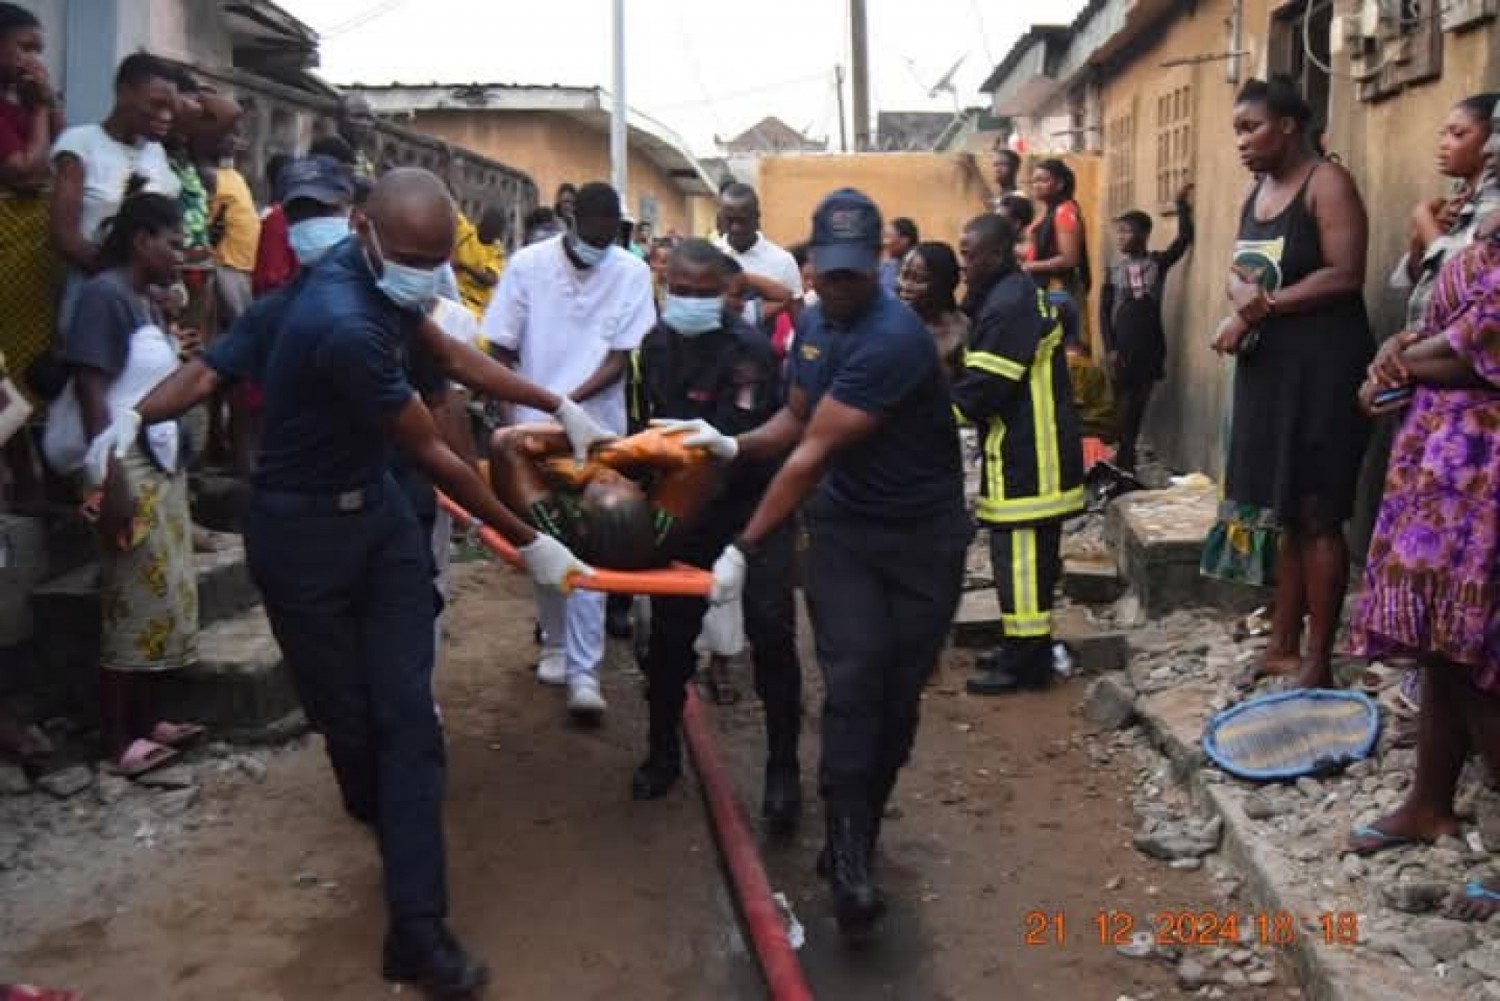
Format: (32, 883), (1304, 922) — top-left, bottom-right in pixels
(632, 238), (804, 833)
(954, 213), (1085, 695)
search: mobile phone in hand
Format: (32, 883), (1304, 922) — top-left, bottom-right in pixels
(1372, 385), (1414, 408)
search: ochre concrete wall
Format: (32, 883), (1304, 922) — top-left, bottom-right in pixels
(402, 110), (698, 237)
(1093, 0), (1496, 556)
(1094, 0), (1498, 481)
(756, 152), (1105, 336)
(1095, 0), (1276, 480)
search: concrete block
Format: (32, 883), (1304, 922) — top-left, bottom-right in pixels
(1061, 555), (1125, 605)
(1106, 485), (1262, 618)
(154, 608), (302, 741)
(0, 514), (50, 645)
(191, 535), (260, 626)
(1055, 606), (1130, 674)
(952, 594), (1129, 674)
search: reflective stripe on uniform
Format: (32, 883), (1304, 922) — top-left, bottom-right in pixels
(975, 485), (1086, 525)
(965, 350), (1027, 381)
(1002, 527), (1051, 637)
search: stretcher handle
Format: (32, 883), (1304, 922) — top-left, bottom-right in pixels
(435, 491), (713, 598)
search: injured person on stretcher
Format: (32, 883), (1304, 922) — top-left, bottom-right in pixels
(487, 423), (724, 570)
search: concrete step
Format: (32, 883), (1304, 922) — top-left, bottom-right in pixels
(951, 589), (1129, 674)
(28, 535), (260, 695)
(155, 606), (303, 742)
(1061, 555), (1126, 605)
(1104, 483), (1262, 618)
(189, 473), (250, 534)
(0, 511), (96, 647)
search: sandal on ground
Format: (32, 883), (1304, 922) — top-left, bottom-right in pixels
(1343, 822), (1429, 857)
(1444, 881), (1500, 922)
(104, 738), (179, 778)
(149, 721), (205, 748)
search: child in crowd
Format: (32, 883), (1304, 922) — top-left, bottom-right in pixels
(1098, 184), (1195, 471)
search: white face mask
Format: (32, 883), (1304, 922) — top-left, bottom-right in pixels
(367, 222), (440, 312)
(288, 216), (350, 265)
(568, 234), (608, 268)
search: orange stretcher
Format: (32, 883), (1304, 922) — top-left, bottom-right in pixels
(435, 491), (713, 598)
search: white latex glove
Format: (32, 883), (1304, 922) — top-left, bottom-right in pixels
(553, 397), (616, 463)
(84, 408), (141, 486)
(519, 533), (592, 592)
(709, 544), (748, 605)
(650, 417), (739, 462)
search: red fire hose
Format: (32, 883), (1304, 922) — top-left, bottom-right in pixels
(437, 492), (814, 1000)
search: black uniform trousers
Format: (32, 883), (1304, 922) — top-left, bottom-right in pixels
(245, 474), (447, 924)
(988, 520), (1064, 640)
(646, 521), (802, 761)
(803, 499), (971, 819)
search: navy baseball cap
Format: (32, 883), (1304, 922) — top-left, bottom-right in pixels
(276, 154), (355, 206)
(808, 188), (882, 275)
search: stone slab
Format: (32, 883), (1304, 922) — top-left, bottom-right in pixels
(154, 607), (302, 741)
(952, 592), (1129, 674)
(1105, 485), (1263, 617)
(1061, 555), (1126, 605)
(1124, 659), (1466, 1001)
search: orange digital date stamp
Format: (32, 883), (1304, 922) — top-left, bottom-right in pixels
(1022, 909), (1360, 948)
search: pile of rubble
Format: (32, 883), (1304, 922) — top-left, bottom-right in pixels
(0, 741), (279, 883)
(1076, 593), (1500, 1000)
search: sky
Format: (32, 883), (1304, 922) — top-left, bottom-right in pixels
(279, 0), (1087, 156)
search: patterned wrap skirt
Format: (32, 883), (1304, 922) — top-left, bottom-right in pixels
(99, 446), (199, 672)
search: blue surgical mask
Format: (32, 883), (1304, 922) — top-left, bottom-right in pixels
(662, 294), (723, 337)
(368, 222), (439, 312)
(567, 234), (608, 268)
(288, 216), (350, 265)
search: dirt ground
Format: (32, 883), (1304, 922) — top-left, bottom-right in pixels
(3, 560), (1291, 1000)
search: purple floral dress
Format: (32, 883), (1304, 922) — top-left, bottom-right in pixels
(1352, 235), (1500, 689)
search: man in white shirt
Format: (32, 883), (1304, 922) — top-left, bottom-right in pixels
(714, 182), (802, 330)
(481, 182), (655, 720)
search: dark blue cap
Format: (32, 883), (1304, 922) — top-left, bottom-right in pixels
(276, 154), (355, 207)
(808, 188), (882, 275)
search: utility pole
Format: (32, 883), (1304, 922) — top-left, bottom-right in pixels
(850, 0), (870, 151)
(834, 64), (848, 153)
(611, 0), (628, 204)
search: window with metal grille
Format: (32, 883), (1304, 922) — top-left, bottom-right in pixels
(1105, 110), (1135, 218)
(1154, 84), (1192, 210)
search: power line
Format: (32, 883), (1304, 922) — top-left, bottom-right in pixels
(968, 0), (996, 67)
(653, 71), (830, 112)
(320, 0), (411, 40)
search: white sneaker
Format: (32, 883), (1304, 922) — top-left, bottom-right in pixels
(536, 649), (566, 686)
(567, 677), (607, 720)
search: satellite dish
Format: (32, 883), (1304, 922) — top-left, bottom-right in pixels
(927, 53), (968, 98)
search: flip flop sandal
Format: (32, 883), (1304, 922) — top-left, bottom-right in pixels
(149, 721), (205, 748)
(104, 738), (179, 778)
(1343, 823), (1427, 857)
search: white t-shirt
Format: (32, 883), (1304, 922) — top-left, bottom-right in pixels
(51, 124), (180, 244)
(716, 232), (803, 297)
(480, 235), (654, 433)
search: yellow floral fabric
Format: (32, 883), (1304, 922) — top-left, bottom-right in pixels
(98, 446), (199, 671)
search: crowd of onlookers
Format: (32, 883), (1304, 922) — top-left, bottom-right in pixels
(3, 0), (1500, 936)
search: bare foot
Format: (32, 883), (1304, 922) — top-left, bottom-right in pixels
(1290, 661), (1336, 690)
(1445, 879), (1500, 922)
(1343, 805), (1460, 856)
(1232, 649), (1302, 692)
